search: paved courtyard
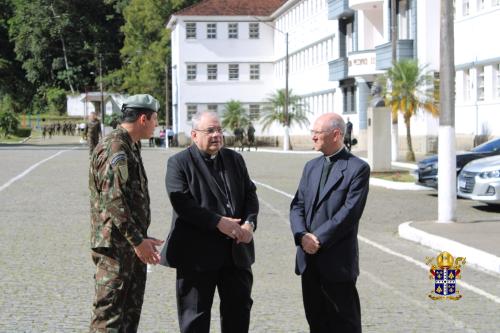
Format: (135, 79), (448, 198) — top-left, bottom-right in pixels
(0, 140), (499, 332)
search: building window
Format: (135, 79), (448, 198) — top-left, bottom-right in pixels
(250, 64), (260, 80)
(207, 23), (217, 39)
(249, 23), (260, 39)
(477, 0), (485, 10)
(186, 23), (196, 39)
(228, 23), (238, 39)
(463, 0), (470, 16)
(229, 64), (239, 80)
(187, 64), (197, 80)
(464, 69), (471, 101)
(495, 64), (500, 98)
(346, 22), (353, 53)
(477, 66), (484, 101)
(341, 80), (356, 114)
(207, 64), (217, 80)
(249, 105), (260, 120)
(207, 104), (218, 113)
(187, 105), (197, 121)
(493, 0), (500, 7)
(398, 0), (412, 39)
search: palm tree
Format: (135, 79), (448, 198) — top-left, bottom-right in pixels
(381, 59), (439, 161)
(261, 89), (309, 149)
(221, 100), (249, 131)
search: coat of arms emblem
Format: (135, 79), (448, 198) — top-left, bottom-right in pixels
(426, 251), (466, 300)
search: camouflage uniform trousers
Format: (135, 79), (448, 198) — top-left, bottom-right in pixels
(90, 246), (146, 333)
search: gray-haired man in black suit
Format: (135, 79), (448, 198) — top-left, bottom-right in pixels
(160, 110), (258, 333)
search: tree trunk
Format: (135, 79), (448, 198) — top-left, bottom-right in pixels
(165, 64), (170, 126)
(405, 116), (415, 161)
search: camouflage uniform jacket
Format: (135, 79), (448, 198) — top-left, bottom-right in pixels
(89, 126), (150, 250)
(86, 119), (102, 152)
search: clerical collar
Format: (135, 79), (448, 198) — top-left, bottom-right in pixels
(197, 147), (218, 161)
(324, 147), (344, 162)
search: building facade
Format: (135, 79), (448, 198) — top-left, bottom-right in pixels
(454, 0), (500, 148)
(168, 0), (500, 151)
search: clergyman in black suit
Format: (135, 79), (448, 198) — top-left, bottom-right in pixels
(160, 110), (259, 333)
(290, 112), (370, 333)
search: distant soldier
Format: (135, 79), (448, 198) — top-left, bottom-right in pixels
(344, 117), (353, 151)
(234, 126), (244, 151)
(110, 117), (119, 129)
(48, 124), (54, 138)
(42, 125), (47, 139)
(167, 126), (174, 147)
(85, 112), (102, 154)
(89, 94), (163, 332)
(247, 122), (256, 151)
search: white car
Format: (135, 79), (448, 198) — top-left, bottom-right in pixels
(457, 155), (500, 206)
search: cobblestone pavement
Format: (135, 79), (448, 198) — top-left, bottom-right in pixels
(0, 142), (499, 332)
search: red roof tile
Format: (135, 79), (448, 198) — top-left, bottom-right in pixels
(174, 0), (287, 16)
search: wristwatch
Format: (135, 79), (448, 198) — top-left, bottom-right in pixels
(244, 221), (255, 231)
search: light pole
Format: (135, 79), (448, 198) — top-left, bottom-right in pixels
(438, 0), (456, 223)
(390, 0), (399, 161)
(99, 53), (105, 136)
(283, 32), (290, 151)
(269, 27), (290, 150)
(249, 22), (291, 150)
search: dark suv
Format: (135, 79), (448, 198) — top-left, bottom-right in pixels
(416, 137), (500, 188)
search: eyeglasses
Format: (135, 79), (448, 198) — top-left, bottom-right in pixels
(310, 129), (333, 136)
(194, 127), (223, 135)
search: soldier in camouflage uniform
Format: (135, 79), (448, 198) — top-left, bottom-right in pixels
(89, 94), (163, 333)
(86, 112), (102, 154)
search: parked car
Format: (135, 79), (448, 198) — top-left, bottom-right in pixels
(416, 137), (500, 188)
(457, 155), (500, 206)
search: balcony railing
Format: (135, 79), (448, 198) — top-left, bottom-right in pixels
(349, 0), (384, 11)
(347, 50), (380, 77)
(328, 0), (354, 20)
(375, 40), (414, 70)
(329, 57), (348, 81)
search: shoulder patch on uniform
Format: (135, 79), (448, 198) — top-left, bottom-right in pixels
(110, 152), (127, 167)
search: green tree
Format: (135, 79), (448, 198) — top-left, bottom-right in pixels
(113, 0), (202, 123)
(0, 0), (35, 112)
(46, 87), (67, 115)
(381, 59), (439, 161)
(9, 0), (125, 109)
(261, 89), (309, 146)
(118, 0), (171, 117)
(221, 100), (248, 131)
(0, 109), (20, 137)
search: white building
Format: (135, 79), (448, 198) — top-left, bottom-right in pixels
(454, 0), (500, 148)
(66, 92), (126, 118)
(168, 0), (500, 152)
(167, 0), (281, 145)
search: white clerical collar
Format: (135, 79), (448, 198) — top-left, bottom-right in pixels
(324, 147), (343, 162)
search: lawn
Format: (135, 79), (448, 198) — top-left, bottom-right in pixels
(370, 170), (415, 182)
(0, 130), (41, 143)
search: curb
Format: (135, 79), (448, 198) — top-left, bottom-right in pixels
(237, 148), (426, 191)
(369, 177), (427, 191)
(398, 221), (500, 274)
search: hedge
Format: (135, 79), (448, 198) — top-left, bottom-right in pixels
(15, 128), (32, 137)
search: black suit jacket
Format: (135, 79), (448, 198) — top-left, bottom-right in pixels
(290, 148), (370, 282)
(160, 145), (259, 271)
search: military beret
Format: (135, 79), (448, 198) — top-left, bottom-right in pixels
(122, 94), (160, 112)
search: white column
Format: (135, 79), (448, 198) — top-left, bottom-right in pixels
(438, 126), (457, 223)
